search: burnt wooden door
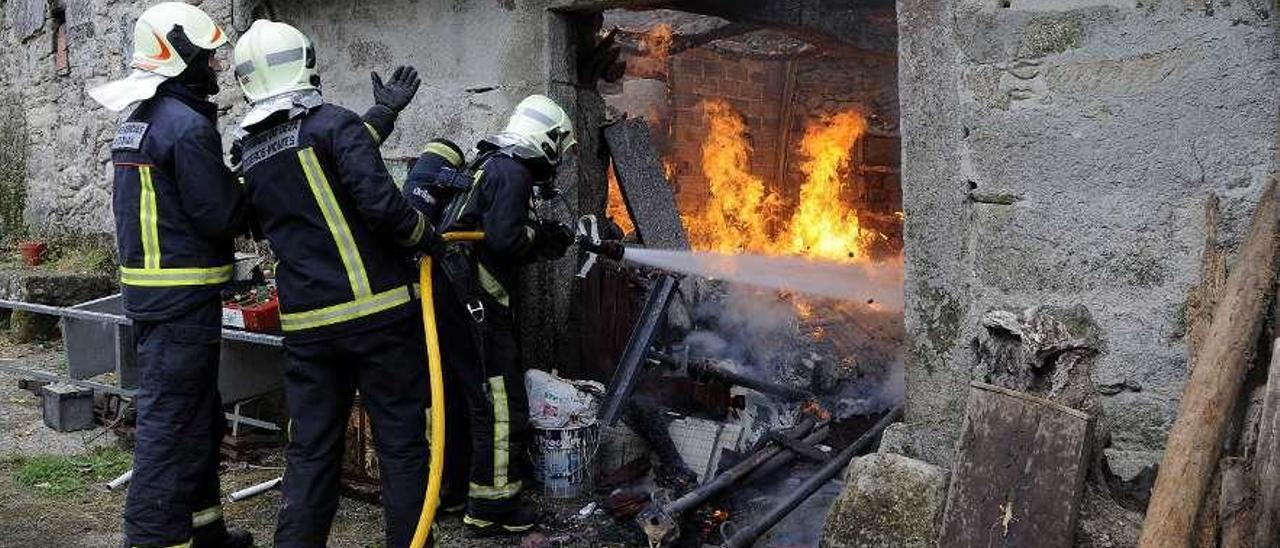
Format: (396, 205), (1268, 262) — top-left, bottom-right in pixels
(938, 382), (1093, 548)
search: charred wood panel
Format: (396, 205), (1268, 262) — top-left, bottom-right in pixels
(604, 118), (690, 251)
(938, 382), (1093, 548)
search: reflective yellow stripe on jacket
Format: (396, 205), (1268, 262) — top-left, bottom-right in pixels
(278, 278), (413, 332)
(120, 166), (232, 288)
(297, 147), (372, 298)
(280, 147), (410, 333)
(139, 166), (161, 269)
(120, 265), (233, 287)
(364, 123), (382, 144)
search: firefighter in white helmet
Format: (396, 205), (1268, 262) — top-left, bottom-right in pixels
(230, 19), (437, 548)
(89, 3), (252, 547)
(426, 95), (577, 534)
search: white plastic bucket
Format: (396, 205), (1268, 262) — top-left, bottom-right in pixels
(531, 421), (599, 499)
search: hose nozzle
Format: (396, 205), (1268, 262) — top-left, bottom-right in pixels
(578, 236), (626, 261)
(575, 214), (627, 278)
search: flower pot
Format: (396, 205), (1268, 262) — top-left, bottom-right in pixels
(18, 241), (46, 267)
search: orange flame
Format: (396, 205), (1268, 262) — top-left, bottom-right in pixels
(607, 165), (636, 236)
(683, 99), (874, 263)
(641, 23), (673, 59)
(685, 98), (782, 254)
(782, 111), (870, 262)
(630, 24), (675, 79)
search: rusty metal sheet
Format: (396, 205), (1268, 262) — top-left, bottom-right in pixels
(938, 382), (1093, 548)
(604, 117), (689, 251)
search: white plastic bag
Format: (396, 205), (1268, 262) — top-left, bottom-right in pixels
(525, 369), (604, 429)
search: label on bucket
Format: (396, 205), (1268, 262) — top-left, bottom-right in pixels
(532, 425), (598, 498)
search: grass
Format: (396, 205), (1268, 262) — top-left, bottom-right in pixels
(12, 445), (131, 497)
(44, 237), (115, 274)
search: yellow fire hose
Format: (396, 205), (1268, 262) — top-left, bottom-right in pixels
(411, 231), (485, 548)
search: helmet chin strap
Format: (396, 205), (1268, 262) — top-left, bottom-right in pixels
(166, 26), (218, 97)
(174, 49), (219, 97)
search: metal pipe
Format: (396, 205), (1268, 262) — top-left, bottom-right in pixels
(0, 299), (131, 325)
(0, 298), (284, 346)
(670, 417), (816, 515)
(738, 424), (831, 487)
(106, 469), (133, 491)
(227, 477), (283, 502)
(638, 418), (818, 545)
(720, 406), (904, 548)
(686, 357), (813, 401)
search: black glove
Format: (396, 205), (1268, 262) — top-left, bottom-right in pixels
(371, 66), (421, 113)
(533, 220), (574, 260)
(419, 228), (447, 258)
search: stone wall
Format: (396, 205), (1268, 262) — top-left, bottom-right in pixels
(895, 0), (1279, 486)
(0, 0), (236, 237)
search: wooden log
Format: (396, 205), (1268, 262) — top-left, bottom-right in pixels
(938, 382), (1093, 548)
(1188, 195), (1227, 548)
(1218, 457), (1256, 548)
(1253, 337), (1280, 547)
(1139, 180), (1280, 548)
(1196, 469), (1223, 548)
(1187, 193), (1226, 368)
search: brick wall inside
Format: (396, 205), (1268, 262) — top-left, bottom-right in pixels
(667, 47), (789, 213)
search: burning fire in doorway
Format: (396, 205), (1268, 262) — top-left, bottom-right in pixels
(609, 98), (891, 262)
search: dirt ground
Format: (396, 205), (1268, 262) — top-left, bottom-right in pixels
(0, 339), (636, 548)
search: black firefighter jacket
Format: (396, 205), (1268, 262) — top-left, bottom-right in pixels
(236, 102), (430, 341)
(446, 152), (544, 310)
(111, 81), (243, 321)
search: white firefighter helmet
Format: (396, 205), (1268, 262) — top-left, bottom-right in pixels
(503, 95), (577, 165)
(234, 20), (318, 104)
(130, 2), (227, 77)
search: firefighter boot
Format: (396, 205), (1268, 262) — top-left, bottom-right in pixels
(463, 505), (539, 535)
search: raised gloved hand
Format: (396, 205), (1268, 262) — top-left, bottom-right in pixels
(371, 66), (421, 113)
(533, 219), (574, 260)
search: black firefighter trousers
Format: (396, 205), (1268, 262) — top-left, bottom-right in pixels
(274, 314), (430, 548)
(433, 274), (530, 516)
(125, 299), (230, 548)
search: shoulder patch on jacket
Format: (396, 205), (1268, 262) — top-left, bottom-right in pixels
(242, 119), (302, 172)
(111, 122), (149, 151)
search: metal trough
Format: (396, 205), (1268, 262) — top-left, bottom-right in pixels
(1, 295), (286, 405)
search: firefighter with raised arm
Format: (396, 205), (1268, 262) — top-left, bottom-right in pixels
(423, 95), (577, 535)
(89, 3), (252, 547)
(230, 19), (440, 548)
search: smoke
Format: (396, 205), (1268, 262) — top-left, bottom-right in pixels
(623, 248), (904, 311)
(678, 277), (907, 421)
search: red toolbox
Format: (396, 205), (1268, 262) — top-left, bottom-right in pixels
(223, 290), (280, 332)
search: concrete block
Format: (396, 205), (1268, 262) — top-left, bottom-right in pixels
(820, 453), (949, 548)
(41, 382), (95, 432)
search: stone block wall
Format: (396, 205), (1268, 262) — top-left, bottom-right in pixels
(896, 0), (1279, 485)
(0, 0), (235, 238)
